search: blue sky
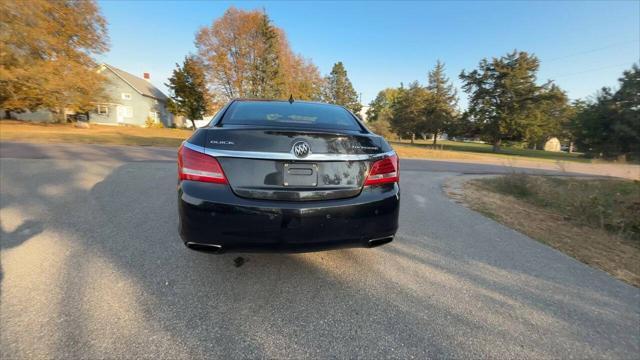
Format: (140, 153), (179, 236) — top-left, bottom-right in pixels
(98, 0), (639, 108)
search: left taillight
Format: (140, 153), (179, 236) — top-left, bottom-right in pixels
(178, 144), (227, 184)
(364, 154), (399, 186)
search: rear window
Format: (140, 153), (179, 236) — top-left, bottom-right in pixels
(221, 101), (362, 131)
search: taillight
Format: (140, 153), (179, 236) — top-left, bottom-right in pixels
(178, 145), (227, 184)
(364, 154), (399, 186)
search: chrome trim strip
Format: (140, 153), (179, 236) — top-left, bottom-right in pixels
(183, 141), (206, 153)
(184, 141), (395, 161)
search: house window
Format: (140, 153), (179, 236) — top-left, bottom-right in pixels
(123, 106), (133, 118)
(149, 111), (159, 122)
(121, 93), (132, 100)
(96, 104), (108, 115)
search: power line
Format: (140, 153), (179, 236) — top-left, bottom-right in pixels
(545, 39), (639, 62)
(551, 62), (634, 79)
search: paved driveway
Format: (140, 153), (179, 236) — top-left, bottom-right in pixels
(1, 143), (639, 359)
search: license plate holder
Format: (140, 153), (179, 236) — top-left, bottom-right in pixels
(283, 163), (318, 187)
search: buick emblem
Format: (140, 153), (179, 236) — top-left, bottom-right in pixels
(292, 141), (311, 158)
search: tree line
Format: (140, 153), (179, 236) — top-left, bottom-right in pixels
(366, 51), (638, 159)
(167, 7), (361, 124)
(1, 2), (637, 160)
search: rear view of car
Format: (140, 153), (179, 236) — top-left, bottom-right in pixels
(177, 99), (400, 253)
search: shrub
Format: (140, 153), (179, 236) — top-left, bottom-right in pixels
(145, 116), (164, 128)
(480, 174), (640, 240)
(487, 172), (537, 198)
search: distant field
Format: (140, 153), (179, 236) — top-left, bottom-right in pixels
(392, 139), (589, 163)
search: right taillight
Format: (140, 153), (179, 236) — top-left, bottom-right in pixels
(178, 144), (228, 184)
(364, 154), (399, 186)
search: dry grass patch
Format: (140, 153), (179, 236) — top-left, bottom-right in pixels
(0, 120), (192, 147)
(393, 144), (491, 161)
(462, 174), (640, 287)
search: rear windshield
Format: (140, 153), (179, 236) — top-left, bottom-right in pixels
(221, 101), (362, 131)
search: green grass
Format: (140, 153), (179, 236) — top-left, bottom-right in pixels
(477, 174), (640, 240)
(391, 139), (590, 163)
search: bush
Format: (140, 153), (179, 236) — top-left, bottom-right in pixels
(145, 116), (164, 128)
(480, 174), (640, 240)
(487, 173), (537, 198)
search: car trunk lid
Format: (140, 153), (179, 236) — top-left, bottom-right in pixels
(203, 128), (383, 201)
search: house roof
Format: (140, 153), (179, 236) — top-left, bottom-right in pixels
(101, 64), (168, 101)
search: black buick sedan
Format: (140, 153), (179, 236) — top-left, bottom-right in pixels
(177, 99), (400, 253)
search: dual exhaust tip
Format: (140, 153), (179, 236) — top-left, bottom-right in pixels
(367, 236), (393, 248)
(185, 242), (223, 253)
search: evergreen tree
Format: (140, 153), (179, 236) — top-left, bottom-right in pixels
(524, 84), (572, 149)
(250, 14), (282, 98)
(322, 62), (362, 115)
(390, 81), (429, 143)
(166, 56), (211, 130)
(612, 64), (640, 158)
(424, 61), (458, 145)
(573, 64), (640, 160)
(460, 50), (550, 151)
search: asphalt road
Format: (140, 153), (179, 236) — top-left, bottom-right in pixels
(1, 142), (639, 359)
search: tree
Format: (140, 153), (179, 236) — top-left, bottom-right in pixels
(523, 84), (572, 149)
(249, 14), (283, 99)
(424, 61), (458, 145)
(459, 50), (551, 151)
(573, 64), (640, 160)
(366, 88), (399, 139)
(322, 62), (362, 115)
(0, 0), (109, 117)
(367, 88), (399, 122)
(195, 7), (323, 101)
(166, 56), (212, 130)
(390, 81), (430, 143)
(612, 64), (640, 159)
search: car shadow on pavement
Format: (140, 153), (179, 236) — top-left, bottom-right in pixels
(1, 159), (639, 358)
(0, 218), (44, 291)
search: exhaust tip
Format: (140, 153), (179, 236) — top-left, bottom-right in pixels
(185, 242), (223, 253)
(368, 236), (393, 248)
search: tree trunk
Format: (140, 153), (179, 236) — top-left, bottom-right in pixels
(569, 142), (574, 153)
(432, 130), (438, 145)
(4, 110), (12, 119)
(410, 133), (415, 144)
(492, 138), (502, 152)
(190, 119), (197, 131)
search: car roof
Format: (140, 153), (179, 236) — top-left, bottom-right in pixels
(232, 98), (343, 108)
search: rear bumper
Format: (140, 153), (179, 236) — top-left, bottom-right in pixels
(178, 181), (400, 253)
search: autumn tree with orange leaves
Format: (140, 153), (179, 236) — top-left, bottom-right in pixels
(0, 0), (109, 118)
(195, 8), (323, 102)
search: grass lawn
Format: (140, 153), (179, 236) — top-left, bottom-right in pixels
(0, 120), (191, 147)
(0, 120), (615, 165)
(461, 174), (640, 287)
(392, 139), (590, 163)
